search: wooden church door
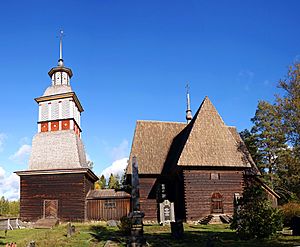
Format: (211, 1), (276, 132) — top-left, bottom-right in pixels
(211, 193), (223, 214)
(44, 200), (58, 219)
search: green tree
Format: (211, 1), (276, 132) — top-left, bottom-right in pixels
(275, 63), (300, 199)
(251, 101), (287, 176)
(231, 179), (283, 240)
(277, 63), (300, 148)
(239, 129), (263, 169)
(0, 196), (9, 215)
(98, 175), (107, 189)
(108, 173), (120, 189)
(0, 197), (19, 216)
(248, 100), (296, 201)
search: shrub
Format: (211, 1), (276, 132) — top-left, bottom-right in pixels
(231, 180), (283, 240)
(280, 202), (300, 226)
(118, 216), (131, 235)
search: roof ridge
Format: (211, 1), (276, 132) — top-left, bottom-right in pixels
(177, 97), (251, 168)
(137, 120), (186, 124)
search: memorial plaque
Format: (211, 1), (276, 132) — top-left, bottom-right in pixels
(159, 199), (175, 225)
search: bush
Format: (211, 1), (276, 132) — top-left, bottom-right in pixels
(231, 180), (283, 240)
(118, 216), (131, 235)
(280, 202), (300, 226)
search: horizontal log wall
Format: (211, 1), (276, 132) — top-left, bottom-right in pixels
(183, 169), (244, 221)
(20, 173), (94, 222)
(139, 177), (157, 221)
(87, 198), (130, 221)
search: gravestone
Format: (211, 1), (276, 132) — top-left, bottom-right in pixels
(170, 219), (184, 239)
(107, 220), (118, 227)
(159, 199), (175, 225)
(67, 222), (75, 237)
(27, 241), (35, 247)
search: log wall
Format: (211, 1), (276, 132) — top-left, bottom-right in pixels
(20, 173), (94, 222)
(183, 169), (244, 221)
(139, 177), (157, 221)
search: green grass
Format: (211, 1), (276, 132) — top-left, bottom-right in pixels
(0, 223), (300, 247)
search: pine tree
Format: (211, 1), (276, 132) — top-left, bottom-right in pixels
(239, 129), (263, 170)
(99, 175), (107, 189)
(108, 173), (120, 189)
(251, 101), (287, 176)
(275, 64), (300, 199)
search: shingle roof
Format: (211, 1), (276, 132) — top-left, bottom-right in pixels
(86, 189), (131, 199)
(177, 97), (251, 168)
(127, 120), (186, 174)
(127, 97), (253, 176)
(29, 130), (88, 170)
(43, 85), (73, 96)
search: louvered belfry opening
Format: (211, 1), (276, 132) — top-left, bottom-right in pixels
(211, 192), (223, 214)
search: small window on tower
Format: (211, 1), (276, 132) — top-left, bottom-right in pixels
(41, 104), (49, 121)
(51, 101), (59, 120)
(62, 100), (70, 119)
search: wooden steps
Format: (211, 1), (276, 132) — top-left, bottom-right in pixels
(219, 214), (232, 224)
(199, 215), (214, 224)
(34, 218), (59, 229)
(199, 214), (232, 225)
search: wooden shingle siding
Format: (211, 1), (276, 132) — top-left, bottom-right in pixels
(20, 173), (94, 222)
(183, 170), (244, 220)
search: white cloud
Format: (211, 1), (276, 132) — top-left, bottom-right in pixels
(0, 166), (5, 178)
(0, 133), (7, 152)
(101, 158), (128, 179)
(0, 166), (19, 201)
(110, 139), (129, 161)
(19, 137), (30, 145)
(86, 153), (91, 162)
(9, 144), (31, 165)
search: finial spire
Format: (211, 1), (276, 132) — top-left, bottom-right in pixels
(186, 82), (193, 123)
(58, 30), (64, 67)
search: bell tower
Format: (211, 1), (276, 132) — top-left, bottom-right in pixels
(16, 32), (98, 222)
(35, 31), (82, 137)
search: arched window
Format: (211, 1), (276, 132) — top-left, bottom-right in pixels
(211, 192), (223, 214)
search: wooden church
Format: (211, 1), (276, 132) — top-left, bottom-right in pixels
(126, 92), (266, 222)
(15, 37), (98, 222)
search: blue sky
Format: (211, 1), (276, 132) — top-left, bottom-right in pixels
(1, 0), (300, 199)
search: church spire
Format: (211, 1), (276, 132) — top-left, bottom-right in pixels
(48, 30), (73, 86)
(58, 30), (64, 67)
(186, 82), (193, 123)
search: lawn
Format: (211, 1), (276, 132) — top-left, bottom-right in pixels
(0, 223), (300, 247)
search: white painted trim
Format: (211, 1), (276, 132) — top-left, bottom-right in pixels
(48, 103), (51, 120)
(70, 100), (74, 119)
(38, 104), (41, 122)
(59, 101), (62, 119)
(70, 119), (74, 130)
